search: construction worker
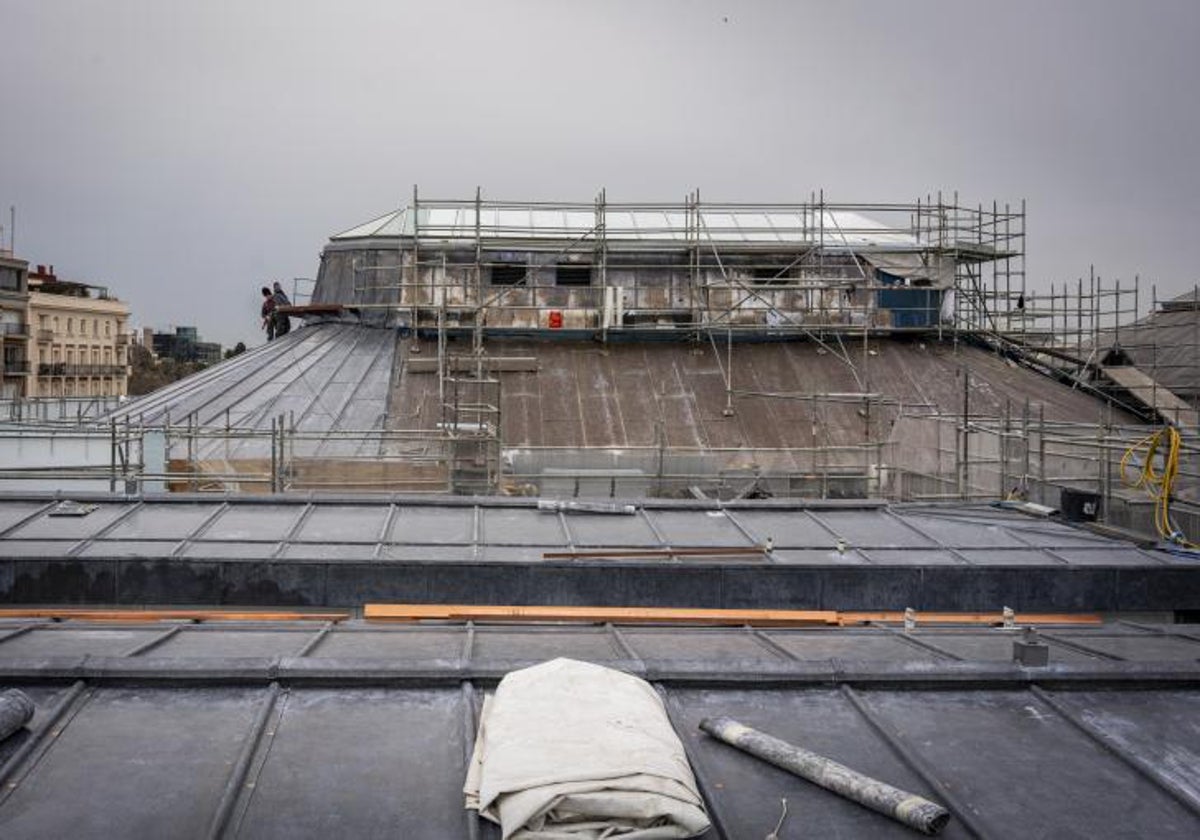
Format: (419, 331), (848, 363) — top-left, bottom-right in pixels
(260, 286), (277, 341)
(272, 281), (292, 338)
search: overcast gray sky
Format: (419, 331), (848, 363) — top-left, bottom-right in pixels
(2, 0), (1198, 347)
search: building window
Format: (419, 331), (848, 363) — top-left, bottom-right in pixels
(490, 263), (527, 285)
(751, 266), (792, 285)
(555, 263), (592, 287)
(105, 321), (111, 337)
(66, 318), (73, 335)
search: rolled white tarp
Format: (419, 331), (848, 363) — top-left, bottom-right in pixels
(464, 658), (711, 839)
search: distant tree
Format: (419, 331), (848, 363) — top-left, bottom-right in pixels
(127, 343), (207, 396)
(223, 341), (247, 359)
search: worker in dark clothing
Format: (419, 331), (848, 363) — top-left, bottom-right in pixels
(260, 286), (277, 341)
(272, 281), (292, 338)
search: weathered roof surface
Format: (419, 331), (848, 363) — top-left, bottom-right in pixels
(0, 618), (1198, 838)
(110, 323), (395, 457)
(1097, 292), (1200, 399)
(397, 335), (1135, 448)
(332, 205), (926, 250)
(0, 494), (1193, 611)
(1101, 365), (1199, 426)
(109, 326), (1131, 459)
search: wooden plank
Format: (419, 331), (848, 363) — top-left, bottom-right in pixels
(0, 609), (350, 623)
(364, 604), (1104, 628)
(365, 604), (841, 626)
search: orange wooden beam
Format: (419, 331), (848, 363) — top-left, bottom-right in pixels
(365, 604), (1105, 628)
(365, 604), (840, 626)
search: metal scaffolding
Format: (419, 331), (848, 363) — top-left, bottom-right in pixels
(338, 189), (1023, 342)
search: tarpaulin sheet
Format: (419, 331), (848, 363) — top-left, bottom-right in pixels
(465, 658), (710, 839)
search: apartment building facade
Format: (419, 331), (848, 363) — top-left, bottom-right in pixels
(26, 265), (131, 398)
(0, 252), (30, 398)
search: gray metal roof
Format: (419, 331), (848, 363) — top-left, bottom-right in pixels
(0, 495), (1165, 567)
(397, 335), (1136, 449)
(0, 495), (1193, 612)
(0, 618), (1198, 838)
(1098, 298), (1200, 399)
(332, 205), (927, 250)
(109, 323), (394, 458)
(108, 325), (1135, 457)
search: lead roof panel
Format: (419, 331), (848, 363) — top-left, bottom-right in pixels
(231, 688), (467, 839)
(0, 502), (51, 534)
(0, 687), (263, 840)
(860, 689), (1198, 837)
(388, 506), (474, 544)
(6, 503), (129, 539)
(813, 510), (938, 548)
(480, 507), (565, 545)
(560, 511), (660, 546)
(646, 509), (751, 545)
(202, 506), (304, 541)
(292, 505), (390, 543)
(103, 503), (221, 540)
(0, 498), (1172, 568)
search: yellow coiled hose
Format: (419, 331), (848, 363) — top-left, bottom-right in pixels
(1120, 426), (1195, 546)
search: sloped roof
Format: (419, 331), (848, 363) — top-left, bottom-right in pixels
(396, 335), (1137, 449)
(110, 323), (395, 458)
(107, 325), (1134, 465)
(1099, 290), (1200, 398)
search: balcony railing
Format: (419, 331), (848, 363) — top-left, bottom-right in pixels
(37, 363), (129, 377)
(0, 323), (29, 338)
(116, 333), (131, 345)
(2, 359), (30, 375)
(37, 329), (54, 342)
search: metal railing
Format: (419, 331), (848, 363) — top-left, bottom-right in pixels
(37, 363), (129, 377)
(0, 401), (1195, 542)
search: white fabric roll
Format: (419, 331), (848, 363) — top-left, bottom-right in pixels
(464, 658), (710, 839)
